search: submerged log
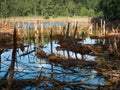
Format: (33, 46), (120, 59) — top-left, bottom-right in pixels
(106, 33), (120, 40)
(0, 32), (13, 43)
(89, 34), (105, 39)
(57, 39), (92, 55)
(36, 50), (47, 58)
(46, 53), (97, 68)
(0, 74), (104, 90)
(19, 50), (35, 57)
(0, 31), (23, 43)
(47, 53), (67, 62)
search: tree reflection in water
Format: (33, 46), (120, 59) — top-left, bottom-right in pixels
(0, 26), (105, 90)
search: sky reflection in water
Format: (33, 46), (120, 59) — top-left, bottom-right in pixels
(0, 33), (104, 89)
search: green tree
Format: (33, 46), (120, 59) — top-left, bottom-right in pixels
(38, 0), (52, 16)
(60, 6), (69, 16)
(65, 0), (76, 16)
(7, 0), (19, 17)
(80, 7), (88, 16)
(0, 0), (9, 17)
(32, 0), (39, 16)
(0, 0), (103, 18)
(73, 2), (83, 16)
(98, 0), (120, 21)
(23, 0), (34, 16)
(15, 1), (25, 16)
(88, 9), (95, 17)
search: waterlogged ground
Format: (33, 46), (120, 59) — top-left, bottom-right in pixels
(0, 32), (105, 90)
(0, 18), (120, 89)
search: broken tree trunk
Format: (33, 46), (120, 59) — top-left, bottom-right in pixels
(113, 37), (118, 54)
(73, 22), (78, 38)
(65, 23), (70, 39)
(50, 28), (53, 54)
(81, 32), (85, 45)
(7, 27), (17, 90)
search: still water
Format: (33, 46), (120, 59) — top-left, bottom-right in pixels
(0, 23), (104, 89)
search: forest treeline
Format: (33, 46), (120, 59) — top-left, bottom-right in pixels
(0, 0), (120, 21)
(0, 0), (102, 18)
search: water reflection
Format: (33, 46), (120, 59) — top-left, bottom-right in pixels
(0, 29), (104, 90)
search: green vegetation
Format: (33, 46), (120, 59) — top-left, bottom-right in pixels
(0, 0), (100, 18)
(0, 0), (119, 21)
(98, 0), (120, 21)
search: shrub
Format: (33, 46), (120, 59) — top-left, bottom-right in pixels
(44, 13), (49, 19)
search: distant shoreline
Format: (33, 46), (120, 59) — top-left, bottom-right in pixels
(0, 16), (91, 25)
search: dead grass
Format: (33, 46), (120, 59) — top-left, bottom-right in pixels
(0, 16), (90, 25)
